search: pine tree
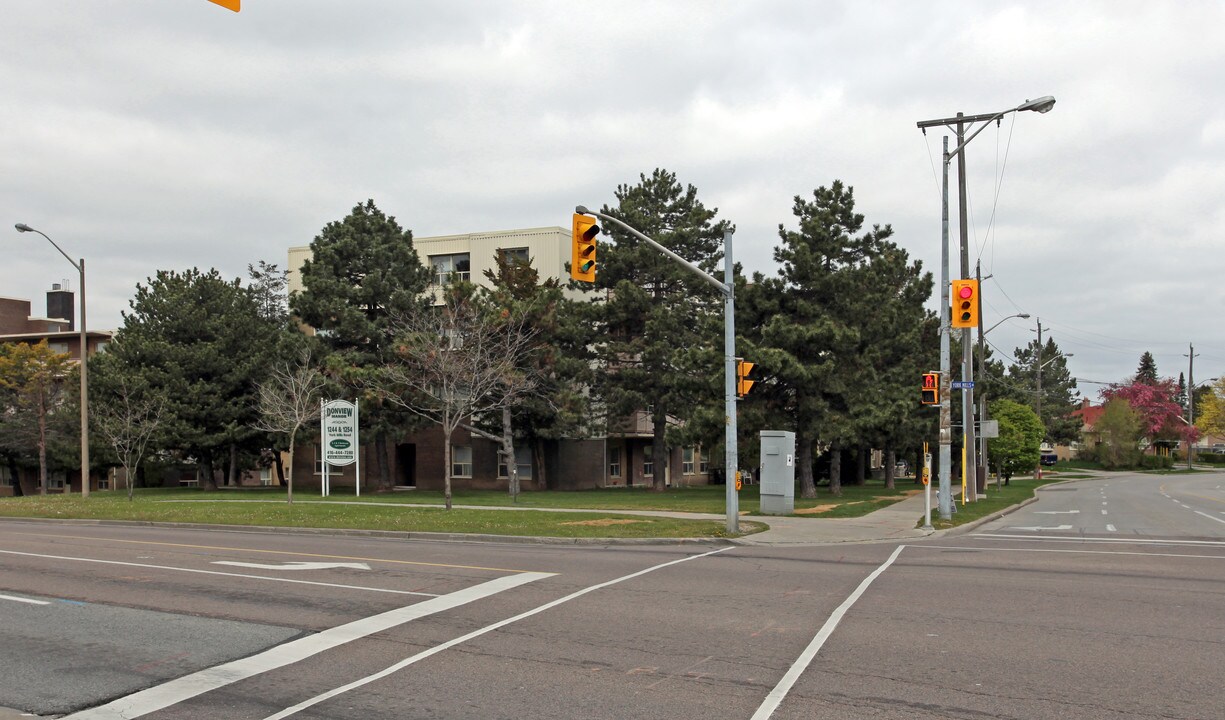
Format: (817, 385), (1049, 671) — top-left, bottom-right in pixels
(587, 169), (729, 491)
(291, 200), (433, 489)
(1135, 351), (1159, 385)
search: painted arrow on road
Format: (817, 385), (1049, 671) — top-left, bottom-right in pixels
(1034, 510), (1080, 514)
(1008, 524), (1074, 531)
(212, 561), (371, 571)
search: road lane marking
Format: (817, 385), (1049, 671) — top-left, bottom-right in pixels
(974, 534), (1225, 546)
(1034, 510), (1079, 515)
(263, 546), (735, 720)
(1106, 524), (1117, 532)
(7, 532), (532, 574)
(915, 545), (1225, 560)
(750, 545), (905, 720)
(212, 561), (371, 571)
(0, 549), (437, 597)
(0, 593), (50, 606)
(64, 570), (554, 720)
(1194, 511), (1225, 525)
(1008, 524), (1074, 531)
(1102, 510), (1108, 515)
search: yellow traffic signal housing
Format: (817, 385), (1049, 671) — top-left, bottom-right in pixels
(571, 213), (599, 282)
(736, 359), (755, 397)
(921, 372), (939, 405)
(951, 279), (979, 329)
(207, 0), (241, 11)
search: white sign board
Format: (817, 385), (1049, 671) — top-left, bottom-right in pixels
(322, 400), (358, 466)
(979, 419), (999, 439)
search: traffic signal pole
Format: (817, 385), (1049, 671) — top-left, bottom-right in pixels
(575, 207), (741, 534)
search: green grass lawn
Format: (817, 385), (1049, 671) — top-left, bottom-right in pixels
(167, 481), (918, 518)
(0, 490), (761, 539)
(0, 480), (918, 538)
(923, 475), (1068, 531)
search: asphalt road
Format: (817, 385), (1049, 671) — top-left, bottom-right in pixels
(1, 470), (1222, 719)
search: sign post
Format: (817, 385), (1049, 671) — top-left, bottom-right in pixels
(322, 399), (359, 497)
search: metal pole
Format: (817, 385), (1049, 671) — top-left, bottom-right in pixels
(1035, 319), (1043, 479)
(78, 259), (90, 497)
(956, 113), (978, 502)
(355, 399), (361, 497)
(938, 137), (953, 520)
(723, 231), (739, 534)
(1187, 343), (1196, 470)
(976, 260), (988, 490)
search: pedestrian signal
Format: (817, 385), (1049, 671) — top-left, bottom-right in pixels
(921, 372), (939, 405)
(736, 359), (755, 397)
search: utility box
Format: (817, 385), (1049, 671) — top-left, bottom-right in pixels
(759, 430), (796, 515)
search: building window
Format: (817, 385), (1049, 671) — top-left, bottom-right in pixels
(94, 340), (110, 354)
(48, 473), (66, 490)
(500, 247), (530, 266)
(497, 446), (533, 480)
(0, 466), (12, 487)
(643, 446), (653, 478)
(683, 447), (695, 475)
(259, 468), (273, 486)
(608, 447), (622, 478)
(48, 342), (70, 355)
(98, 471), (110, 490)
(452, 445), (473, 478)
(430, 253), (471, 285)
(315, 447), (325, 475)
(699, 447), (709, 474)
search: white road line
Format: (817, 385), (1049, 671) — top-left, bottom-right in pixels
(1106, 524), (1117, 532)
(64, 570), (554, 720)
(1102, 509), (1108, 515)
(1194, 511), (1225, 525)
(264, 546), (735, 720)
(750, 545), (905, 720)
(975, 534), (1225, 547)
(0, 549), (436, 598)
(914, 545), (1225, 560)
(0, 593), (50, 606)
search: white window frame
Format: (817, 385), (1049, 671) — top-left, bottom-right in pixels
(430, 253), (471, 286)
(452, 445), (473, 478)
(608, 447), (622, 478)
(682, 447), (695, 475)
(699, 447), (709, 474)
(642, 446), (653, 478)
(500, 247), (530, 266)
(497, 446), (532, 480)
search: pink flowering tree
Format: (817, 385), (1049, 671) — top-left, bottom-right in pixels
(1101, 378), (1197, 446)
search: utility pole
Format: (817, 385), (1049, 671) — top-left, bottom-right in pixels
(1186, 342), (1198, 470)
(956, 114), (978, 502)
(937, 137), (953, 519)
(976, 260), (988, 487)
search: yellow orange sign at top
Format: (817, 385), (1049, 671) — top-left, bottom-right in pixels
(207, 0), (240, 11)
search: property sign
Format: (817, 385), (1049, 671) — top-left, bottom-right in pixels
(322, 400), (358, 466)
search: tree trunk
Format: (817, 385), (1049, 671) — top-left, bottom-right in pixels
(651, 407), (667, 492)
(797, 428), (816, 499)
(375, 433), (391, 490)
(829, 442), (842, 496)
(856, 447), (867, 486)
(884, 445), (896, 490)
(501, 406), (518, 502)
(442, 412), (453, 510)
(285, 435), (295, 505)
(273, 451), (285, 487)
(7, 455), (24, 497)
(228, 443), (238, 487)
(200, 454), (217, 491)
(37, 396), (48, 495)
(533, 437), (550, 491)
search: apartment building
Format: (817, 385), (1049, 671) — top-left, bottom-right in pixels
(287, 226), (715, 493)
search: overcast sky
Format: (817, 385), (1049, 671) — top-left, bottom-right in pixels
(3, 1), (1222, 397)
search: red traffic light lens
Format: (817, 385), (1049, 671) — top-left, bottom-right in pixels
(958, 285), (974, 299)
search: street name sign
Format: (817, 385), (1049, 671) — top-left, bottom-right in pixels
(951, 381), (975, 390)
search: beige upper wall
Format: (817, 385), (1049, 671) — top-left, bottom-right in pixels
(288, 226), (572, 298)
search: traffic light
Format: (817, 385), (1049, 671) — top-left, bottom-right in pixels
(951, 279), (979, 328)
(206, 0), (240, 11)
(736, 359), (755, 397)
(921, 372), (939, 405)
(571, 213), (599, 282)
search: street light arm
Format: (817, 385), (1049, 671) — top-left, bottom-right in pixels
(15, 224), (81, 273)
(984, 313), (1031, 336)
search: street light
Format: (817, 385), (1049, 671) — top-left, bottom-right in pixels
(917, 95), (1055, 516)
(14, 223), (90, 498)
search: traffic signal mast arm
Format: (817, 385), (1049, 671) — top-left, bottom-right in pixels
(574, 206), (730, 298)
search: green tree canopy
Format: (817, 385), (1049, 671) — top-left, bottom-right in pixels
(989, 398), (1044, 477)
(1007, 337), (1080, 444)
